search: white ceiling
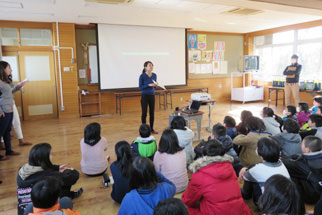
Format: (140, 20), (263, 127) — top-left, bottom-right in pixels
(0, 0), (321, 33)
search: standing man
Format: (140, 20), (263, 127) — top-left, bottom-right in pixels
(283, 54), (302, 107)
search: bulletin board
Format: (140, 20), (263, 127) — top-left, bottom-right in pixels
(187, 32), (243, 79)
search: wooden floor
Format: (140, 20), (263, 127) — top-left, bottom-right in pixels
(0, 102), (313, 214)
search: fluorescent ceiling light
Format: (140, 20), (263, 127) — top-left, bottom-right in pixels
(0, 1), (23, 9)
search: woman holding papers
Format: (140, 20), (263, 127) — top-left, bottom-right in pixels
(139, 61), (158, 134)
(0, 61), (25, 160)
(0, 61), (32, 150)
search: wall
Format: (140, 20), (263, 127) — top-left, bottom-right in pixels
(79, 76), (243, 114)
(188, 31), (244, 79)
(1, 20), (244, 118)
(75, 27), (96, 85)
(53, 23), (79, 119)
(76, 31), (244, 115)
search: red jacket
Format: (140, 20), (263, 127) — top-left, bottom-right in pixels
(182, 154), (253, 215)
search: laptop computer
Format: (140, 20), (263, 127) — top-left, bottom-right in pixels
(182, 100), (201, 114)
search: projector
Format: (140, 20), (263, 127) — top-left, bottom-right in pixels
(191, 93), (211, 101)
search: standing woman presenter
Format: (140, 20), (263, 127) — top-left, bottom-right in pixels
(139, 61), (158, 134)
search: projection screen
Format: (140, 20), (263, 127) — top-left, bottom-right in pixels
(97, 24), (187, 90)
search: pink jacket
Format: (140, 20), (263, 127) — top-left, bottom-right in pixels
(296, 111), (311, 127)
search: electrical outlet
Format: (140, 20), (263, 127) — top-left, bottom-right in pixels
(180, 97), (183, 101)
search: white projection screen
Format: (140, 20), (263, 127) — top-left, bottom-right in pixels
(97, 24), (187, 90)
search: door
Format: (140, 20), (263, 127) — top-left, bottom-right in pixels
(13, 51), (57, 120)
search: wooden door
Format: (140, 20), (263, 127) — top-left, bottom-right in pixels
(17, 51), (57, 120)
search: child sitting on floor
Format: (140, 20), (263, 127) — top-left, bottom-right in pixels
(236, 110), (253, 135)
(273, 118), (302, 158)
(257, 175), (305, 215)
(239, 137), (290, 204)
(153, 129), (188, 193)
(182, 140), (252, 215)
(23, 176), (80, 215)
(223, 116), (238, 140)
(300, 114), (322, 140)
(311, 95), (322, 114)
(110, 141), (134, 204)
(118, 157), (176, 215)
(170, 116), (195, 166)
(80, 122), (108, 176)
(233, 116), (271, 166)
(211, 123), (242, 176)
(261, 107), (282, 136)
(283, 105), (298, 123)
(297, 102), (311, 128)
(131, 124), (157, 160)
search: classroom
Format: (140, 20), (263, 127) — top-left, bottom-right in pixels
(0, 0), (322, 214)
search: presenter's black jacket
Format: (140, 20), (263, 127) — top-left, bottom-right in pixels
(283, 62), (302, 83)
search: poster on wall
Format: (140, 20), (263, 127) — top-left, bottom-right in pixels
(195, 64), (201, 74)
(197, 34), (207, 50)
(201, 63), (213, 74)
(188, 34), (198, 49)
(213, 61), (220, 74)
(212, 60), (228, 74)
(214, 41), (225, 51)
(201, 50), (213, 62)
(189, 63), (196, 73)
(191, 50), (201, 61)
(213, 51), (224, 61)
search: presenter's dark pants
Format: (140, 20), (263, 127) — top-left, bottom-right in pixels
(141, 94), (155, 131)
(0, 112), (13, 155)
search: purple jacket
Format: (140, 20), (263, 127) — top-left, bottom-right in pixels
(297, 112), (311, 127)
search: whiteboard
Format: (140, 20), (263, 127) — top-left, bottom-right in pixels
(88, 45), (98, 84)
(97, 24), (187, 90)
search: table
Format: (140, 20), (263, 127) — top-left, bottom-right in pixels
(114, 90), (167, 115)
(188, 100), (216, 131)
(166, 88), (208, 109)
(268, 87), (285, 107)
(169, 111), (203, 141)
(267, 86), (322, 107)
(114, 87), (208, 115)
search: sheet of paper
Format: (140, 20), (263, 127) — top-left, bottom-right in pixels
(195, 64), (201, 74)
(213, 61), (220, 74)
(153, 80), (166, 90)
(79, 69), (86, 78)
(192, 50), (201, 61)
(202, 50), (213, 62)
(220, 61), (228, 74)
(201, 63), (212, 74)
(214, 41), (225, 51)
(188, 34), (197, 49)
(189, 63), (196, 73)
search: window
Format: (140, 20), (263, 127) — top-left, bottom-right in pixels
(254, 26), (322, 81)
(20, 29), (51, 46)
(298, 26), (322, 40)
(272, 45), (293, 76)
(0, 28), (18, 46)
(273, 30), (294, 44)
(297, 43), (322, 80)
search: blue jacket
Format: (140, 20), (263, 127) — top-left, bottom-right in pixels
(117, 172), (176, 215)
(139, 73), (157, 95)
